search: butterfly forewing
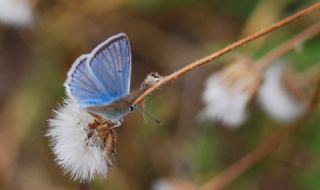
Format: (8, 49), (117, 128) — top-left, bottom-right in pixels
(65, 33), (132, 116)
(88, 33), (131, 102)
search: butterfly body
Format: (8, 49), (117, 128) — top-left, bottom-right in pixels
(65, 33), (135, 122)
(87, 96), (132, 122)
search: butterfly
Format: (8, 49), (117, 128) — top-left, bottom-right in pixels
(64, 33), (140, 123)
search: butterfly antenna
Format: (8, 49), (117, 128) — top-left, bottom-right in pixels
(135, 106), (161, 125)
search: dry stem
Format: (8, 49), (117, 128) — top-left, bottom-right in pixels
(133, 2), (320, 105)
(255, 23), (320, 72)
(200, 77), (320, 190)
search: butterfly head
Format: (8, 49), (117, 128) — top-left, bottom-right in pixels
(129, 105), (136, 112)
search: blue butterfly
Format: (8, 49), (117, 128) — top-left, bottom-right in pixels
(64, 33), (138, 122)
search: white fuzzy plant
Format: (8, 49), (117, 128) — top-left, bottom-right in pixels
(198, 56), (261, 128)
(0, 0), (33, 27)
(258, 62), (304, 122)
(47, 99), (111, 182)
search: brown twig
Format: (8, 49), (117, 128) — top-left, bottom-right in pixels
(133, 2), (320, 105)
(296, 64), (320, 89)
(255, 23), (320, 72)
(200, 77), (320, 190)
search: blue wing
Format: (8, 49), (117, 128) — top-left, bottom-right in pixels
(64, 55), (110, 107)
(88, 33), (131, 101)
(64, 33), (131, 108)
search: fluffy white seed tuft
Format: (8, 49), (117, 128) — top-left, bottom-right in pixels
(199, 74), (249, 127)
(152, 178), (196, 190)
(0, 0), (33, 27)
(47, 99), (108, 182)
(198, 58), (260, 128)
(258, 63), (304, 122)
(152, 179), (173, 190)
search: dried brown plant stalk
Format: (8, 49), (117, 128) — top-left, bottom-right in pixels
(255, 23), (320, 72)
(200, 77), (320, 190)
(133, 2), (320, 105)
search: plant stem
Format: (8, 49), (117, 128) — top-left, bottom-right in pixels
(200, 77), (320, 190)
(255, 23), (320, 72)
(133, 2), (320, 105)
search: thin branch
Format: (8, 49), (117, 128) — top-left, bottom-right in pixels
(255, 23), (320, 72)
(200, 77), (320, 190)
(297, 64), (320, 89)
(133, 2), (320, 105)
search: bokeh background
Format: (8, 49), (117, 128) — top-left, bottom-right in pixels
(0, 0), (319, 189)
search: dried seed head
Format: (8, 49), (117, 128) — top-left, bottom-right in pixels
(152, 178), (196, 190)
(258, 62), (305, 122)
(0, 0), (34, 27)
(219, 56), (261, 97)
(198, 56), (261, 127)
(141, 72), (163, 89)
(47, 99), (119, 182)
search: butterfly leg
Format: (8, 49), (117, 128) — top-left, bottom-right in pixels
(111, 119), (124, 129)
(104, 128), (117, 167)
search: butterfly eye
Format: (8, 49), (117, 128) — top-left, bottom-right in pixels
(129, 105), (135, 112)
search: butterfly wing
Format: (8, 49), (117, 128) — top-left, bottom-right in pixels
(64, 33), (132, 121)
(86, 88), (144, 122)
(87, 33), (131, 101)
(64, 54), (111, 107)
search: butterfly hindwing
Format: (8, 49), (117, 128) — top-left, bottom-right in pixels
(65, 55), (110, 107)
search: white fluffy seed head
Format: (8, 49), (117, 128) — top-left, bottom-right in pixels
(152, 179), (173, 190)
(199, 75), (249, 127)
(152, 179), (196, 190)
(47, 99), (109, 182)
(258, 62), (304, 122)
(198, 57), (261, 127)
(0, 0), (33, 27)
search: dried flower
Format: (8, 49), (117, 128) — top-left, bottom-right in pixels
(0, 0), (33, 27)
(47, 99), (118, 182)
(258, 62), (304, 122)
(152, 178), (196, 190)
(141, 72), (163, 89)
(198, 56), (261, 127)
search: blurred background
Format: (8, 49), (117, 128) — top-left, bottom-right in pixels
(0, 0), (319, 189)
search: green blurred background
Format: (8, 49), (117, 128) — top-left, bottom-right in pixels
(0, 0), (319, 189)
